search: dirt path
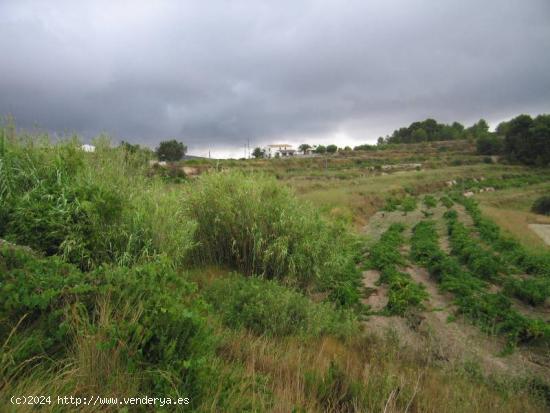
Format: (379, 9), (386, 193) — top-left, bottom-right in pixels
(362, 202), (550, 379)
(361, 270), (388, 311)
(363, 264), (550, 379)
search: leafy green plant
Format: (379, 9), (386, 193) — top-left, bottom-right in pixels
(439, 196), (454, 208)
(423, 195), (437, 208)
(205, 275), (358, 338)
(401, 196), (417, 214)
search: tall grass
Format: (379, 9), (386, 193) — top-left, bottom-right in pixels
(0, 135), (195, 269)
(184, 171), (363, 306)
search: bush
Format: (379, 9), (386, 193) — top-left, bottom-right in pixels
(532, 196), (550, 216)
(423, 195), (437, 208)
(0, 138), (195, 269)
(205, 275), (358, 338)
(184, 171), (362, 306)
(0, 245), (215, 403)
(439, 196), (454, 208)
(401, 196), (417, 214)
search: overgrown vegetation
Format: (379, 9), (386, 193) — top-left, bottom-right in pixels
(184, 171), (363, 307)
(1, 128), (549, 411)
(205, 274), (358, 337)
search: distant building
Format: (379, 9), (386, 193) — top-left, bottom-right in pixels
(264, 144), (296, 158)
(81, 144), (96, 153)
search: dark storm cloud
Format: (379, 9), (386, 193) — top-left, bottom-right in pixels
(1, 0), (549, 156)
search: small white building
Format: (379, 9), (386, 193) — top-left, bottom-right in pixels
(264, 144), (297, 158)
(81, 144), (96, 153)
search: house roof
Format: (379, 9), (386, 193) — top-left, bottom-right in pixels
(267, 144), (293, 148)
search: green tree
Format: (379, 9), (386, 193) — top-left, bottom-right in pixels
(411, 128), (428, 142)
(299, 143), (311, 154)
(155, 139), (187, 161)
(314, 145), (326, 154)
(467, 119), (490, 140)
(476, 136), (503, 155)
(252, 147), (265, 158)
(326, 144), (338, 154)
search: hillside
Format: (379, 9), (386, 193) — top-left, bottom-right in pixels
(1, 135), (549, 412)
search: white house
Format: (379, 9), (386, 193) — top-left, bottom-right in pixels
(81, 144), (96, 153)
(264, 144), (297, 158)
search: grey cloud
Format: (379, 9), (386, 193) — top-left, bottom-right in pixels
(1, 0), (549, 156)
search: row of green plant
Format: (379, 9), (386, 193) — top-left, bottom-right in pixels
(443, 210), (504, 282)
(410, 220), (550, 346)
(456, 196), (550, 277)
(367, 224), (428, 315)
(382, 196), (417, 214)
(444, 210), (550, 306)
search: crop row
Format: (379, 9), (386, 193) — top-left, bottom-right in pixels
(444, 209), (504, 283)
(457, 196), (550, 278)
(444, 210), (550, 306)
(410, 220), (549, 346)
(367, 224), (428, 316)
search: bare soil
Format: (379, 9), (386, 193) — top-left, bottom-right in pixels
(528, 224), (550, 246)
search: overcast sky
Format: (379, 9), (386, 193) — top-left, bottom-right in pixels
(1, 0), (549, 158)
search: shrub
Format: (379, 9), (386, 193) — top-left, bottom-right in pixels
(383, 196), (400, 212)
(532, 196), (550, 216)
(184, 171), (362, 306)
(401, 196), (417, 214)
(205, 275), (358, 338)
(423, 195), (437, 208)
(439, 196), (454, 208)
(0, 245), (215, 404)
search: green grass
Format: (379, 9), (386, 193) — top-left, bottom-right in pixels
(1, 131), (549, 412)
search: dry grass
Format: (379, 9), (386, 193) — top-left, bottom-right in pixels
(214, 329), (544, 413)
(0, 297), (143, 412)
(479, 205), (550, 250)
